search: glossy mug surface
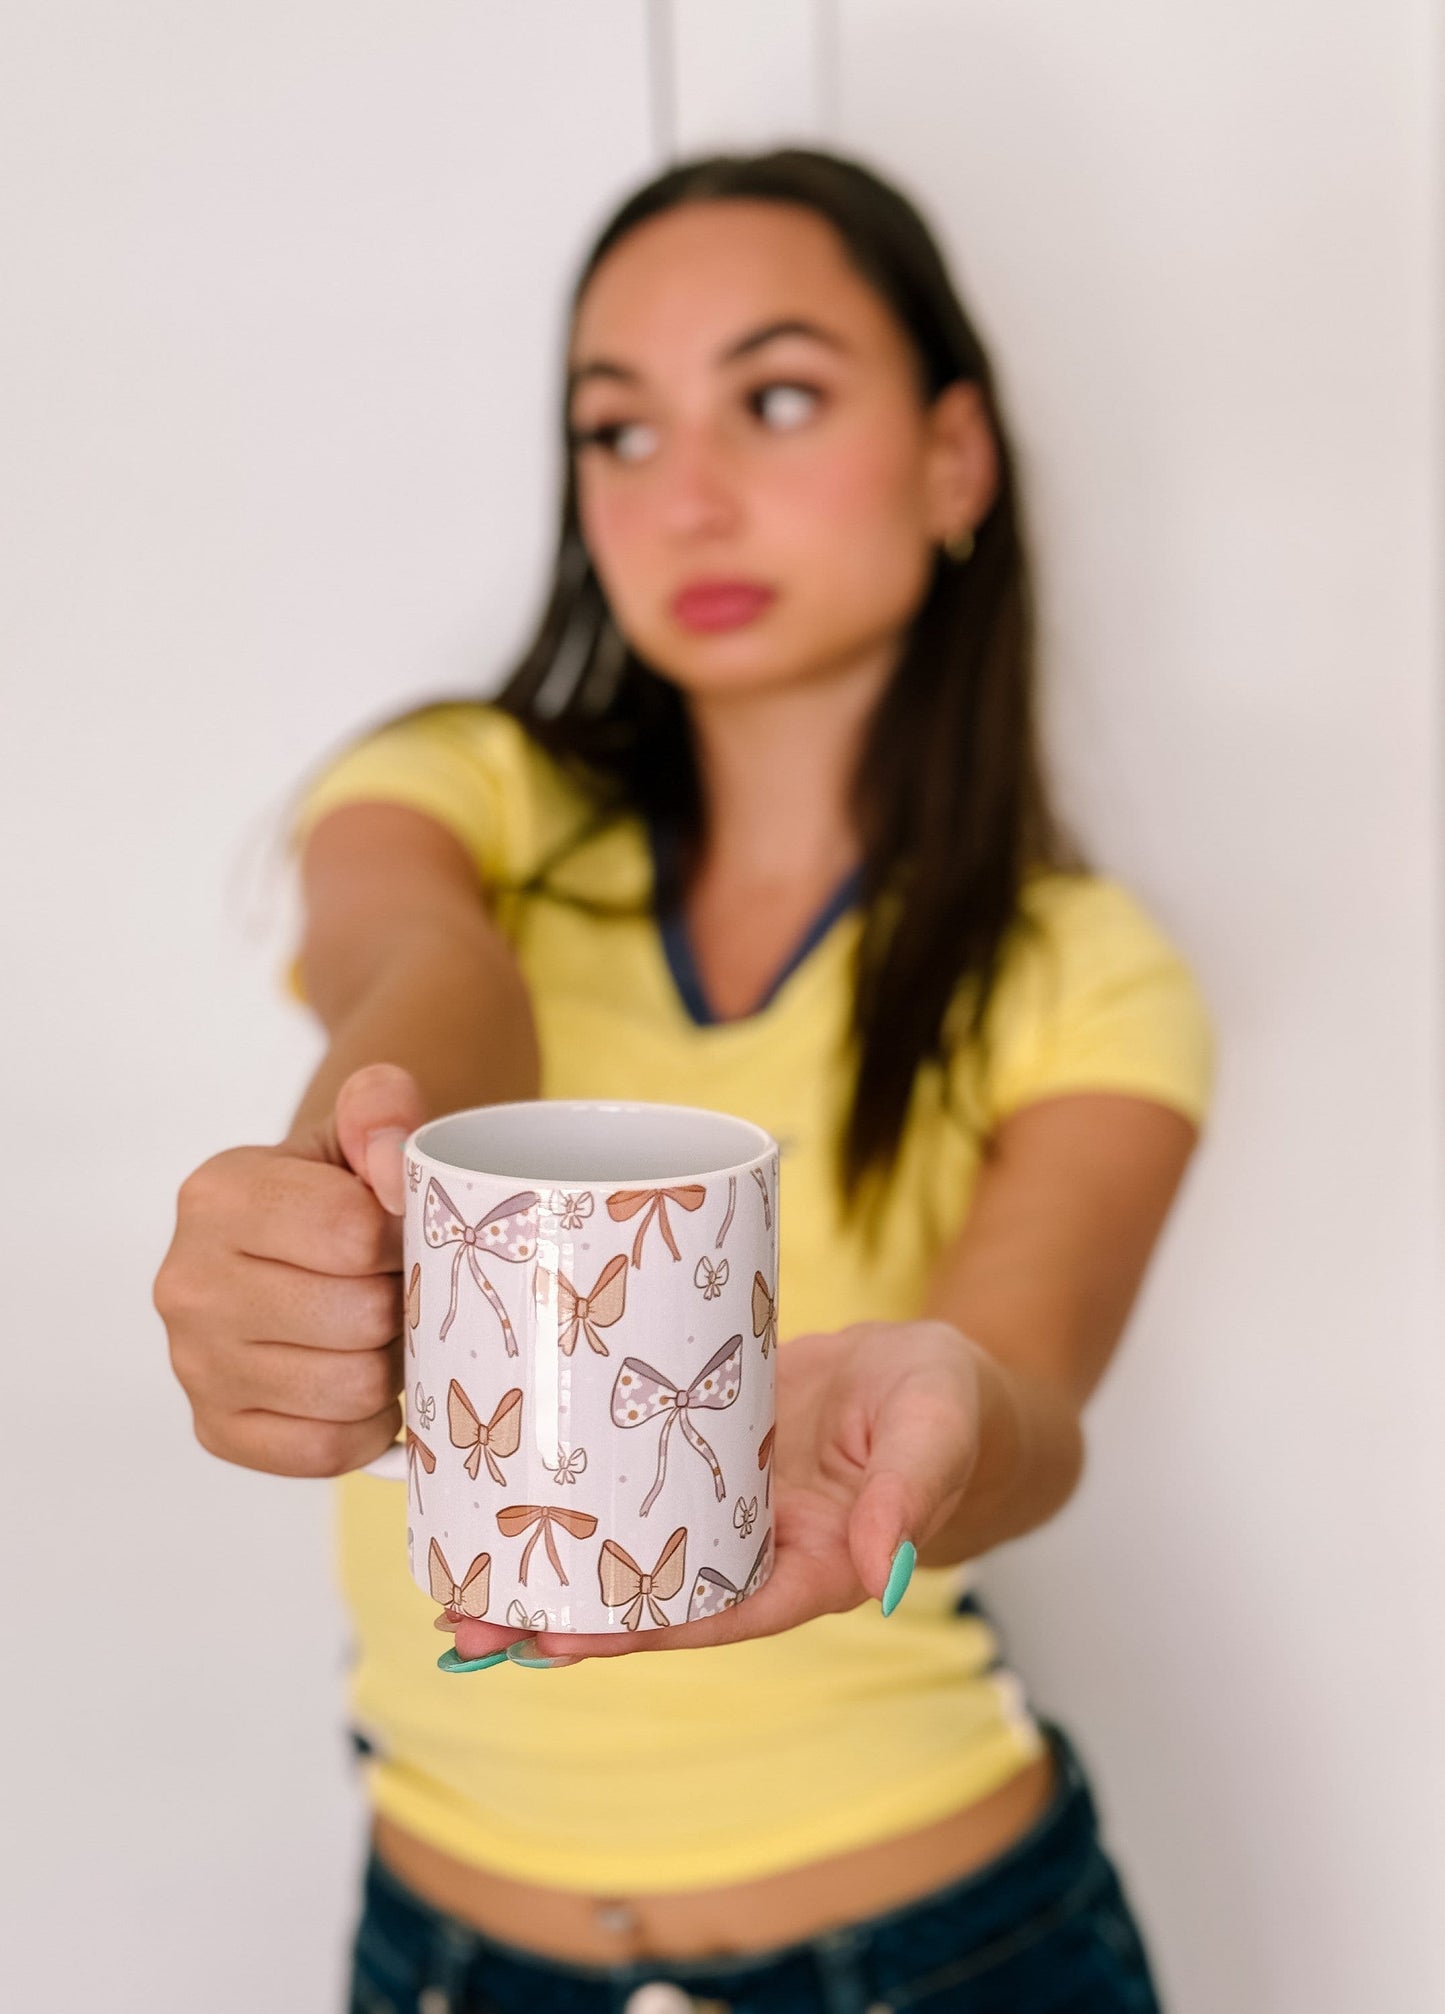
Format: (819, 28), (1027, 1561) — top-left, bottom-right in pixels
(366, 1100), (779, 1636)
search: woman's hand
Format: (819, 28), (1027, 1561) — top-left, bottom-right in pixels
(451, 1319), (984, 1665)
(152, 1062), (424, 1476)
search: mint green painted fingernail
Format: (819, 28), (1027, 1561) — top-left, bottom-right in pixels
(506, 1637), (581, 1669)
(881, 1538), (916, 1617)
(437, 1647), (509, 1673)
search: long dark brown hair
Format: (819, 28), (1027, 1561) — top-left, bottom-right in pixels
(277, 145), (1088, 1237)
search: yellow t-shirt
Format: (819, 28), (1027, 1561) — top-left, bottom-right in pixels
(281, 698), (1215, 1893)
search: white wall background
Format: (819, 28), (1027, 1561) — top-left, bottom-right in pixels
(2, 4), (1440, 2010)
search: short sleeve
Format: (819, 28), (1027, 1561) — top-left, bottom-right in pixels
(282, 701), (542, 880)
(973, 872), (1217, 1130)
(279, 700), (575, 1007)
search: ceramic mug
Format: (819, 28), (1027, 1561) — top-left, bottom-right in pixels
(363, 1099), (779, 1636)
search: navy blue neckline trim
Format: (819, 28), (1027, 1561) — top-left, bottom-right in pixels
(646, 811), (865, 1029)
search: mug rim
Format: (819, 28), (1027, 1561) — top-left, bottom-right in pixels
(408, 1098), (777, 1186)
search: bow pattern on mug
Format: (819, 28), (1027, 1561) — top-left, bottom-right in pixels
(757, 1423), (776, 1507)
(694, 1255), (729, 1300)
(598, 1527), (688, 1630)
(686, 1527), (774, 1622)
(610, 1335), (742, 1515)
(447, 1380), (523, 1485)
(542, 1443), (588, 1486)
(546, 1189), (594, 1230)
(405, 1263), (421, 1355)
(428, 1540), (490, 1631)
(606, 1184), (706, 1268)
(424, 1178), (539, 1354)
(751, 1271), (777, 1357)
(405, 1429), (436, 1513)
(715, 1175), (737, 1248)
(496, 1503), (599, 1585)
(536, 1253), (628, 1357)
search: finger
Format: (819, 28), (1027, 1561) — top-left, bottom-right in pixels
(847, 1387), (971, 1599)
(198, 1399), (402, 1478)
(502, 1540), (830, 1661)
(848, 1470), (924, 1602)
(217, 1333), (403, 1421)
(333, 1063), (427, 1217)
(450, 1619), (539, 1660)
(234, 1251), (403, 1352)
(173, 1249), (401, 1355)
(191, 1149), (402, 1275)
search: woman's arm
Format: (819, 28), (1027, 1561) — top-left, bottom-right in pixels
(284, 800), (541, 1138)
(155, 803), (542, 1485)
(913, 1089), (1203, 1568)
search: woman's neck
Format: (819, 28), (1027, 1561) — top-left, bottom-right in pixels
(684, 643), (896, 895)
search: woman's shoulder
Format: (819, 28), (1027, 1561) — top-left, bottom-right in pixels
(283, 695), (603, 883)
(1012, 864), (1195, 962)
(298, 695), (580, 808)
(968, 865), (1218, 1131)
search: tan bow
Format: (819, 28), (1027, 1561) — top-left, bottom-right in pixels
(447, 1380), (522, 1485)
(751, 1271), (778, 1357)
(404, 1263), (421, 1354)
(598, 1528), (688, 1630)
(606, 1184), (706, 1267)
(496, 1503), (599, 1586)
(536, 1253), (627, 1356)
(428, 1540), (490, 1631)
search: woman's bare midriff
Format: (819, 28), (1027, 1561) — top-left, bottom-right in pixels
(370, 1745), (1060, 1965)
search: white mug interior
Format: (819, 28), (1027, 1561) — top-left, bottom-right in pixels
(414, 1100), (774, 1186)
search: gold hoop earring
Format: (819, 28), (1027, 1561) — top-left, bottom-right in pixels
(944, 526), (974, 563)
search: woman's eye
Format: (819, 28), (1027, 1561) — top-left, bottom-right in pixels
(568, 382), (821, 463)
(751, 381), (820, 429)
(570, 419), (658, 463)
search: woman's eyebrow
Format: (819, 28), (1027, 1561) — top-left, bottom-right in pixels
(566, 317), (851, 398)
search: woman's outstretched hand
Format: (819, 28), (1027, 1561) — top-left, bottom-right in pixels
(153, 1061), (425, 1479)
(450, 1319), (983, 1666)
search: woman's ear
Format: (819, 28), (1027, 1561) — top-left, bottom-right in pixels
(925, 379), (1000, 542)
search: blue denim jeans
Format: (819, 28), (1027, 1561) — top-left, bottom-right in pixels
(346, 1719), (1165, 2013)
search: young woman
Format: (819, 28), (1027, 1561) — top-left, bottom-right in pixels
(156, 147), (1213, 2012)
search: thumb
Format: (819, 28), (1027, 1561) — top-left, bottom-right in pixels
(846, 1387), (971, 1605)
(327, 1063), (428, 1216)
(847, 1470), (920, 1607)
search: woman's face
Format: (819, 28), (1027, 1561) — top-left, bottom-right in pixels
(565, 199), (996, 698)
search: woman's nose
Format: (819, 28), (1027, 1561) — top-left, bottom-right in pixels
(652, 426), (746, 539)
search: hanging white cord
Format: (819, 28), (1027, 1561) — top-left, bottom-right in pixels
(813, 0), (839, 140)
(645, 0), (676, 164)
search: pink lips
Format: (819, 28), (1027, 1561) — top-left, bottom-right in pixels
(670, 581), (776, 632)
